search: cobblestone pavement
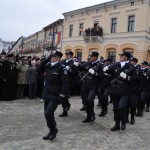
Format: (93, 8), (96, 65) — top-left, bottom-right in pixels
(0, 96), (150, 150)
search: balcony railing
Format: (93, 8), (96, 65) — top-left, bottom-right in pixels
(82, 26), (103, 42)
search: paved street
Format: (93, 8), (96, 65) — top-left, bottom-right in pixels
(0, 96), (150, 150)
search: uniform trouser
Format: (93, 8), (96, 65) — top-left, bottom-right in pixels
(29, 83), (37, 98)
(17, 84), (26, 98)
(126, 95), (138, 117)
(113, 95), (129, 123)
(61, 97), (70, 111)
(81, 84), (85, 106)
(36, 78), (44, 99)
(0, 79), (2, 99)
(99, 87), (109, 112)
(140, 91), (150, 110)
(83, 87), (97, 116)
(44, 99), (58, 129)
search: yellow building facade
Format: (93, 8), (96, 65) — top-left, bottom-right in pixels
(62, 0), (150, 63)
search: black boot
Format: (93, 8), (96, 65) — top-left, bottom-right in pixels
(146, 106), (149, 112)
(43, 131), (51, 140)
(65, 103), (71, 112)
(121, 121), (126, 130)
(130, 115), (135, 125)
(135, 110), (143, 117)
(99, 111), (107, 117)
(80, 106), (86, 111)
(59, 111), (68, 117)
(49, 127), (58, 140)
(111, 122), (120, 131)
(91, 113), (95, 121)
(82, 114), (91, 123)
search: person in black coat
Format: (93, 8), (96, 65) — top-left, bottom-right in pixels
(1, 53), (17, 100)
(74, 52), (102, 123)
(59, 51), (78, 117)
(27, 60), (37, 99)
(103, 52), (135, 131)
(125, 57), (140, 124)
(36, 50), (69, 141)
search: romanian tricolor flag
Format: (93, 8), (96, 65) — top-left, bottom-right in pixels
(57, 32), (61, 44)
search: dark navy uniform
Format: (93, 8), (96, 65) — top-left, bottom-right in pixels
(59, 56), (78, 117)
(104, 53), (136, 131)
(76, 52), (102, 123)
(136, 63), (150, 116)
(37, 51), (69, 140)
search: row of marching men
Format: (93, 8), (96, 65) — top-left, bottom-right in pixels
(36, 50), (150, 141)
(0, 51), (44, 101)
(65, 51), (150, 130)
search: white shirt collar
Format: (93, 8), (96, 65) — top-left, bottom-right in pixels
(51, 61), (58, 66)
(120, 60), (129, 68)
(66, 58), (72, 63)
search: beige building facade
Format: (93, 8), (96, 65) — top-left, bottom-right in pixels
(62, 0), (150, 63)
(20, 19), (64, 57)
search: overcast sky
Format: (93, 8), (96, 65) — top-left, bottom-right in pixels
(0, 0), (111, 41)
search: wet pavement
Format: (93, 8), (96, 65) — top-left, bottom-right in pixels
(0, 96), (150, 150)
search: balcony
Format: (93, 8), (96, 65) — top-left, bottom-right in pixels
(82, 26), (103, 43)
(43, 43), (57, 51)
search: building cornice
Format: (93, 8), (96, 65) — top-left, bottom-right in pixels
(63, 0), (146, 17)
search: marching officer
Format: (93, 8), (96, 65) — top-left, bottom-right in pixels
(125, 57), (140, 124)
(59, 51), (76, 117)
(136, 61), (150, 116)
(74, 52), (103, 123)
(98, 58), (112, 117)
(37, 50), (69, 140)
(103, 52), (136, 131)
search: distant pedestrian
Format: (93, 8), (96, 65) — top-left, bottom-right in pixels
(27, 60), (37, 99)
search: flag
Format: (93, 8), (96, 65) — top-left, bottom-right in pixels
(57, 32), (61, 44)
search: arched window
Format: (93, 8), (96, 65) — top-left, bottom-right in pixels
(147, 50), (150, 62)
(123, 49), (134, 57)
(107, 49), (116, 61)
(76, 50), (82, 60)
(90, 49), (98, 53)
(65, 49), (72, 53)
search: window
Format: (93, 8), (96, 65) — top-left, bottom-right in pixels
(108, 51), (116, 61)
(130, 2), (135, 6)
(71, 15), (74, 18)
(96, 9), (100, 13)
(79, 23), (84, 36)
(76, 51), (82, 60)
(114, 5), (117, 9)
(80, 12), (84, 16)
(94, 21), (99, 28)
(123, 49), (134, 57)
(111, 18), (117, 33)
(69, 25), (73, 37)
(128, 15), (135, 32)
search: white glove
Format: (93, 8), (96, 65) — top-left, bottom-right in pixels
(66, 66), (70, 70)
(120, 72), (127, 79)
(103, 66), (108, 72)
(74, 61), (79, 66)
(88, 68), (95, 75)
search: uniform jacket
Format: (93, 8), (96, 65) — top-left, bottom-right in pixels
(77, 61), (102, 89)
(27, 67), (37, 84)
(37, 60), (69, 101)
(106, 62), (136, 96)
